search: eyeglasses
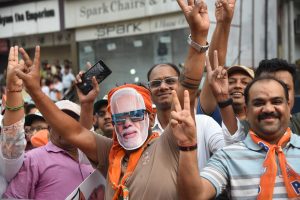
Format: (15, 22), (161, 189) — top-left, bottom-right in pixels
(25, 127), (49, 134)
(148, 76), (179, 89)
(112, 109), (146, 125)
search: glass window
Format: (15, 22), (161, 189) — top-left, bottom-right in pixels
(78, 28), (189, 98)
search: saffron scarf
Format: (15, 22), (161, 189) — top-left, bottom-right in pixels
(108, 132), (158, 200)
(107, 84), (157, 200)
(250, 128), (300, 199)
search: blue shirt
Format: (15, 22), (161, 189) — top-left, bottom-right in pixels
(196, 97), (222, 125)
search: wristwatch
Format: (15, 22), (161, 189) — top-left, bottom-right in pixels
(187, 34), (209, 53)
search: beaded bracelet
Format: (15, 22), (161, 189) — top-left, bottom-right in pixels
(5, 103), (24, 111)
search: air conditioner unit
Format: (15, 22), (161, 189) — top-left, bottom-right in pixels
(295, 15), (300, 35)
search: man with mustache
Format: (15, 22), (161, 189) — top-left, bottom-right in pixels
(176, 76), (300, 200)
(255, 58), (300, 134)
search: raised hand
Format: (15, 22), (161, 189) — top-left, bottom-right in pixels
(170, 90), (196, 146)
(75, 67), (100, 104)
(6, 46), (23, 92)
(206, 50), (229, 101)
(215, 0), (236, 24)
(15, 46), (41, 93)
(177, 0), (210, 36)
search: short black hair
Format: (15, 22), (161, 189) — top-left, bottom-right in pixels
(147, 63), (180, 81)
(244, 76), (289, 105)
(255, 58), (296, 85)
(93, 99), (108, 115)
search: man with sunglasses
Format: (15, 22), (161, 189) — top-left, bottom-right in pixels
(147, 63), (226, 171)
(147, 63), (180, 135)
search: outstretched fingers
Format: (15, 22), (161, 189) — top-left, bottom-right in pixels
(183, 90), (190, 112)
(213, 50), (219, 70)
(33, 46), (40, 70)
(19, 47), (32, 67)
(14, 46), (18, 63)
(172, 90), (182, 112)
(205, 55), (212, 74)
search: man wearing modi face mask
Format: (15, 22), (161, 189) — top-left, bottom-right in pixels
(110, 88), (150, 150)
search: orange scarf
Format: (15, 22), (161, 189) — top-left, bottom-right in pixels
(250, 128), (300, 199)
(108, 132), (158, 200)
(107, 84), (157, 200)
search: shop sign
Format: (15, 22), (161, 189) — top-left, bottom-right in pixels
(10, 31), (72, 49)
(75, 13), (188, 41)
(65, 0), (180, 28)
(0, 0), (60, 38)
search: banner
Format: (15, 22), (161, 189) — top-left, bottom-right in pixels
(65, 170), (106, 200)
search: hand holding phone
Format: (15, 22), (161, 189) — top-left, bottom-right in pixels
(77, 60), (112, 95)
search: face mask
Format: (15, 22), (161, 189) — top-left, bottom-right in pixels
(110, 88), (149, 150)
(114, 113), (149, 150)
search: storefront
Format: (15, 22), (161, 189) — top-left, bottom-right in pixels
(65, 0), (241, 97)
(0, 0), (74, 69)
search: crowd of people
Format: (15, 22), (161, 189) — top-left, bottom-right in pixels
(0, 0), (300, 199)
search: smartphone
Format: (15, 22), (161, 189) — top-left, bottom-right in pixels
(77, 60), (112, 95)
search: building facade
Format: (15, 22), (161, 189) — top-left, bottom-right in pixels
(0, 0), (299, 97)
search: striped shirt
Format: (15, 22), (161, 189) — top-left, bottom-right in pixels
(200, 133), (300, 199)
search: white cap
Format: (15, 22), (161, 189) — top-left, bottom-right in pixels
(55, 100), (81, 116)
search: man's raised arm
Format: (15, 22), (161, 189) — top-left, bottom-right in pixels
(170, 90), (216, 200)
(200, 0), (236, 115)
(176, 0), (210, 114)
(15, 46), (99, 163)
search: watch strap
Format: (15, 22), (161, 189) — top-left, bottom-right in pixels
(217, 98), (233, 108)
(187, 34), (209, 53)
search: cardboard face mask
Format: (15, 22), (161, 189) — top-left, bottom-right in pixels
(110, 88), (149, 150)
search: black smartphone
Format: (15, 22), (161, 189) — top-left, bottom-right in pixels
(77, 60), (112, 95)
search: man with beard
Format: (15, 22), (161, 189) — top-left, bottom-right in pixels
(176, 76), (300, 200)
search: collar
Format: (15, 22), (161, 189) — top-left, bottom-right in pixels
(45, 141), (66, 153)
(152, 115), (163, 135)
(244, 130), (300, 151)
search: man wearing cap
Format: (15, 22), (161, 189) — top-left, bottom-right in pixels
(24, 111), (49, 151)
(13, 0), (210, 199)
(226, 65), (254, 119)
(93, 99), (113, 138)
(4, 99), (94, 199)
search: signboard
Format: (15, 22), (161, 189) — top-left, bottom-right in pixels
(75, 13), (188, 41)
(65, 170), (106, 200)
(0, 0), (60, 38)
(10, 31), (72, 49)
(65, 0), (180, 29)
